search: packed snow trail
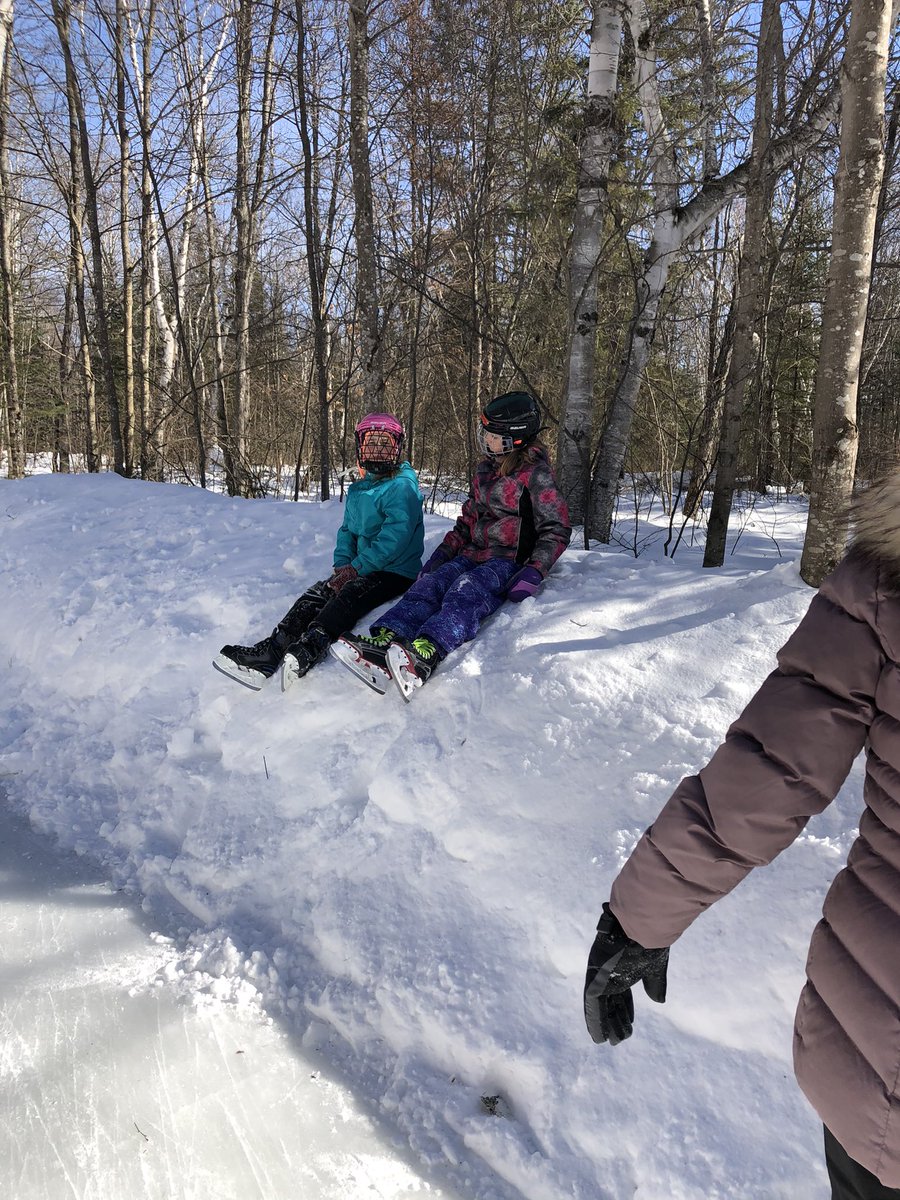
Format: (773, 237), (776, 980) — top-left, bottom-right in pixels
(0, 797), (459, 1199)
(0, 473), (849, 1197)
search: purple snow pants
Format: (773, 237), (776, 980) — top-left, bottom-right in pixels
(374, 556), (520, 656)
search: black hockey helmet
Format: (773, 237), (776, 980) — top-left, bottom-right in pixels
(478, 391), (541, 456)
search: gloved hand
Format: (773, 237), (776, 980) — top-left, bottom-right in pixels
(583, 903), (669, 1046)
(327, 564), (357, 593)
(506, 565), (543, 603)
(417, 545), (452, 580)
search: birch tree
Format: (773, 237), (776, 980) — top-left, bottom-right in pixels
(52, 0), (127, 476)
(557, 0), (623, 525)
(0, 0), (20, 478)
(587, 1), (846, 543)
(800, 0), (900, 585)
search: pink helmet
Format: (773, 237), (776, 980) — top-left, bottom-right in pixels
(354, 412), (404, 475)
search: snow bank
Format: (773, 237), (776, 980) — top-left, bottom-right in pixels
(0, 474), (847, 1198)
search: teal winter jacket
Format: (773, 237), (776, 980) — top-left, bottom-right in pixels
(333, 462), (424, 579)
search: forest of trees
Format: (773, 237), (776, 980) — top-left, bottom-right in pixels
(0, 0), (898, 580)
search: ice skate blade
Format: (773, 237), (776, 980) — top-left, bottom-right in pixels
(329, 639), (390, 694)
(281, 653), (302, 693)
(386, 643), (421, 702)
(212, 654), (268, 691)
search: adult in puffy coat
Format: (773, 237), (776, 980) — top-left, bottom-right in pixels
(584, 468), (900, 1200)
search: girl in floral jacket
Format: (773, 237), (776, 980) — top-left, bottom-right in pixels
(331, 391), (571, 700)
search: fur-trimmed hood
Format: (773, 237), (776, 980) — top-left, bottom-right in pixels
(852, 469), (900, 575)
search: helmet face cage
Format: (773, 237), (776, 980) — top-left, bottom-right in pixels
(477, 425), (517, 457)
(479, 392), (541, 458)
(355, 413), (404, 474)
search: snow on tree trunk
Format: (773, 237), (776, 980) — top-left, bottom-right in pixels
(800, 0), (899, 587)
(557, 0), (623, 526)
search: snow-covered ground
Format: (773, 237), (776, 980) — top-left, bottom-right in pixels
(0, 472), (853, 1198)
(0, 798), (455, 1200)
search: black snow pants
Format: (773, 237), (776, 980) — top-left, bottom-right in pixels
(278, 571), (412, 644)
(825, 1128), (900, 1200)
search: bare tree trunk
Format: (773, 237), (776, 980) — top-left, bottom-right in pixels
(683, 243), (736, 520)
(200, 120), (231, 491)
(136, 0), (157, 479)
(56, 266), (74, 473)
(677, 0), (725, 520)
(52, 0), (126, 476)
(348, 0), (384, 411)
(0, 0), (21, 479)
(694, 0), (718, 183)
(231, 0), (277, 495)
(800, 0), (899, 586)
(231, 30), (250, 505)
(588, 0), (679, 541)
(703, 0), (780, 567)
(587, 1), (843, 543)
(115, 0), (135, 476)
(557, 0), (623, 524)
(60, 36), (98, 474)
(297, 0), (331, 500)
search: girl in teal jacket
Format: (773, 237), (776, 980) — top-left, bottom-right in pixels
(214, 414), (424, 691)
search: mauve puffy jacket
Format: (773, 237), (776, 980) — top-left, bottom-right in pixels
(610, 470), (900, 1185)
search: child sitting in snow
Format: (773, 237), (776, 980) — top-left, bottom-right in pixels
(331, 391), (571, 700)
(214, 413), (424, 691)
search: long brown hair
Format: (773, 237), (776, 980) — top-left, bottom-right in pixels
(497, 438), (548, 477)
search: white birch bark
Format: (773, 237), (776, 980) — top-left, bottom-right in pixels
(557, 0), (623, 525)
(800, 0), (900, 585)
(588, 0), (679, 541)
(587, 1), (845, 543)
(53, 0), (126, 475)
(127, 1), (227, 479)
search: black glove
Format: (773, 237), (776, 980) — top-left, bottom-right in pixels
(583, 903), (669, 1046)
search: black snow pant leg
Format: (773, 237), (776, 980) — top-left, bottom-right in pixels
(313, 571), (413, 641)
(276, 580), (334, 642)
(824, 1128), (900, 1200)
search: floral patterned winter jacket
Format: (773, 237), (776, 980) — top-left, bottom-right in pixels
(438, 448), (571, 577)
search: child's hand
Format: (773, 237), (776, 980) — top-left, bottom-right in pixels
(327, 565), (358, 593)
(506, 565), (543, 602)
